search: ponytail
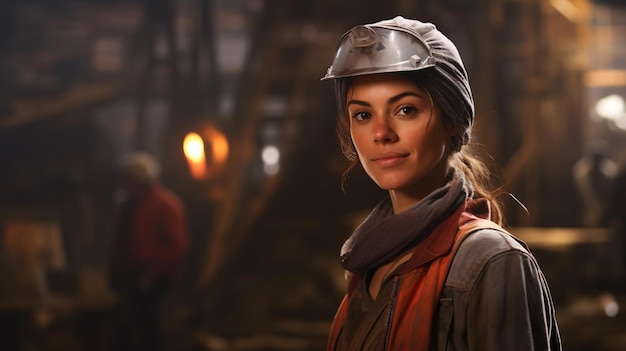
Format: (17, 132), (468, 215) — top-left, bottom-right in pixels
(450, 148), (505, 226)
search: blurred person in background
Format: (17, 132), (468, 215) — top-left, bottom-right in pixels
(572, 139), (618, 227)
(108, 151), (188, 351)
(322, 16), (561, 350)
(605, 157), (626, 292)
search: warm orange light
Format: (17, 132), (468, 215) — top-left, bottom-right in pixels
(183, 132), (207, 180)
(182, 125), (230, 181)
(184, 133), (205, 162)
(206, 127), (229, 166)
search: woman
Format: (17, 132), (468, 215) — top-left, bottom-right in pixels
(321, 16), (562, 350)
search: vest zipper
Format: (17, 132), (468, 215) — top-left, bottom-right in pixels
(383, 276), (401, 351)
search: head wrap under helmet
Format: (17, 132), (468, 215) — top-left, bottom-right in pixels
(322, 16), (474, 150)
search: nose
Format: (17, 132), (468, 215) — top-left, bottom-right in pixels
(372, 118), (398, 144)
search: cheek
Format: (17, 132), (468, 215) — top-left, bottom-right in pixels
(350, 134), (365, 158)
(428, 131), (451, 157)
(413, 127), (449, 157)
(349, 125), (365, 152)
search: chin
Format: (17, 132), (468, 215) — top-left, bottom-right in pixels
(372, 176), (411, 191)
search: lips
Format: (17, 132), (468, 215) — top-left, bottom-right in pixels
(371, 151), (409, 167)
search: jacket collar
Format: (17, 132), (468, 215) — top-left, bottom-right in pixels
(400, 198), (491, 274)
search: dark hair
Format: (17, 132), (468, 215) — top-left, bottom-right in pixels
(334, 70), (504, 225)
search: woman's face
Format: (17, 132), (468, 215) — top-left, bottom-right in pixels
(347, 73), (454, 197)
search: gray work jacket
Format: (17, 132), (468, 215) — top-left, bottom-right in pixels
(435, 228), (563, 350)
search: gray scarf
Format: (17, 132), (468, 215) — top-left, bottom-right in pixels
(340, 172), (471, 274)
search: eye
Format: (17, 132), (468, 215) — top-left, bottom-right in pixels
(352, 111), (371, 121)
(397, 106), (417, 116)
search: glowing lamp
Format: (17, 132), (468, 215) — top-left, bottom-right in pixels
(184, 132), (207, 180)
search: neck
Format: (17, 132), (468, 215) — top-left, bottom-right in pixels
(389, 192), (421, 214)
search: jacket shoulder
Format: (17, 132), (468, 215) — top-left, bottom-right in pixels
(445, 227), (532, 290)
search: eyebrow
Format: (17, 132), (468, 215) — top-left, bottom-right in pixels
(347, 91), (424, 107)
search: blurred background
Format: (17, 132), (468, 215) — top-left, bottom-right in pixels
(0, 0), (626, 350)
